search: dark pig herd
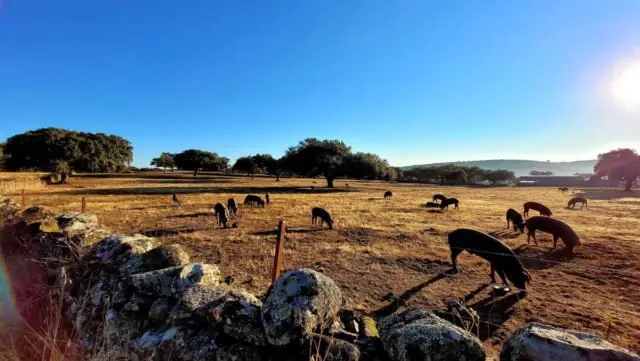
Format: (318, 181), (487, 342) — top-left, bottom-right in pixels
(171, 184), (585, 294)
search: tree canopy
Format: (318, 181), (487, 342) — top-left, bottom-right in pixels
(529, 170), (554, 176)
(593, 148), (640, 191)
(404, 165), (514, 185)
(233, 154), (278, 179)
(173, 149), (229, 176)
(282, 138), (352, 187)
(3, 128), (133, 173)
(150, 152), (176, 171)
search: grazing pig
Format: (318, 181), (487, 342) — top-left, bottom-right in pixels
(244, 195), (265, 207)
(524, 216), (581, 253)
(440, 198), (459, 210)
(432, 194), (447, 203)
(172, 194), (181, 207)
(425, 202), (440, 209)
(448, 228), (532, 291)
(265, 192), (271, 204)
(227, 198), (238, 216)
(523, 202), (552, 217)
(311, 207), (333, 230)
(506, 208), (525, 233)
(213, 203), (229, 228)
(558, 187), (569, 192)
(567, 197), (587, 210)
(384, 191), (393, 199)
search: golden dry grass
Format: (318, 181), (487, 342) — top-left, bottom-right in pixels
(4, 171), (640, 358)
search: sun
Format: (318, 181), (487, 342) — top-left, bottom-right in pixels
(611, 60), (640, 112)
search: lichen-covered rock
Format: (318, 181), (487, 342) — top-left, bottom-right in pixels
(92, 233), (158, 266)
(148, 298), (172, 325)
(217, 299), (267, 346)
(120, 244), (191, 275)
(131, 263), (221, 297)
(500, 322), (640, 361)
(57, 212), (99, 234)
(216, 343), (263, 361)
(0, 198), (20, 223)
(135, 327), (222, 361)
(379, 308), (486, 361)
(261, 268), (343, 346)
(21, 206), (60, 232)
(144, 244), (191, 270)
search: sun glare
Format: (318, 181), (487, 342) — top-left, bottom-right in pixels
(611, 60), (640, 112)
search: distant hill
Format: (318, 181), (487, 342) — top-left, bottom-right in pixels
(400, 159), (597, 176)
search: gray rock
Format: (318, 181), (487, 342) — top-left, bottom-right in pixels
(148, 298), (172, 325)
(379, 308), (486, 361)
(93, 233), (158, 266)
(500, 322), (640, 361)
(135, 327), (221, 361)
(131, 263), (220, 297)
(217, 299), (267, 346)
(171, 285), (261, 328)
(216, 343), (263, 361)
(261, 268), (343, 346)
(135, 327), (180, 350)
(57, 212), (99, 235)
(120, 244), (191, 275)
(144, 244), (191, 270)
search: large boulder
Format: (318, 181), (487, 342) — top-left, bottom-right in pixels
(261, 269), (343, 346)
(92, 234), (158, 266)
(216, 299), (268, 346)
(500, 322), (640, 361)
(131, 263), (221, 297)
(120, 244), (191, 275)
(0, 198), (20, 223)
(135, 327), (222, 361)
(171, 284), (265, 346)
(379, 308), (486, 361)
(21, 206), (60, 233)
(57, 212), (99, 235)
(309, 334), (361, 361)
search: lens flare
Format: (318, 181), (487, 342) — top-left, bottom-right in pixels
(611, 60), (640, 113)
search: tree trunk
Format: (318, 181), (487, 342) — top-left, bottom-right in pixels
(193, 169), (199, 177)
(625, 179), (633, 191)
(251, 173), (254, 179)
(326, 177), (335, 188)
(60, 173), (68, 184)
(276, 173), (280, 182)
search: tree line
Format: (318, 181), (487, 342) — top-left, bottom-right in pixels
(2, 128), (639, 190)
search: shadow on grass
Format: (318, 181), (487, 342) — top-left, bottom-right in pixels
(371, 273), (447, 318)
(167, 212), (211, 219)
(488, 230), (524, 240)
(138, 226), (222, 237)
(251, 227), (326, 236)
(466, 291), (526, 340)
(574, 189), (640, 200)
(53, 186), (357, 196)
(512, 244), (576, 271)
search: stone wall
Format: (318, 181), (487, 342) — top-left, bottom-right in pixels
(1, 197), (638, 361)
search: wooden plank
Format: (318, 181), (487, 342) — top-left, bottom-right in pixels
(82, 197), (87, 213)
(271, 220), (286, 284)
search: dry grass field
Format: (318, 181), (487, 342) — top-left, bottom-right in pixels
(4, 172), (640, 358)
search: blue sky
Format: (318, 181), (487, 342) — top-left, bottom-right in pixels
(1, 1), (639, 167)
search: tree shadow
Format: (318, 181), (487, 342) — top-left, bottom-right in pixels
(55, 186), (357, 196)
(167, 212), (211, 219)
(123, 205), (173, 211)
(251, 227), (326, 236)
(574, 189), (640, 200)
(371, 274), (448, 318)
(139, 227), (201, 237)
(512, 244), (576, 271)
(426, 209), (444, 213)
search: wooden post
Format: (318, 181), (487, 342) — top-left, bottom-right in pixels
(21, 189), (26, 206)
(81, 197), (87, 213)
(271, 220), (286, 284)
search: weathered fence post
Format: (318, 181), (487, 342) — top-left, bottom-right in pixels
(271, 220), (286, 284)
(81, 197), (87, 213)
(21, 189), (26, 206)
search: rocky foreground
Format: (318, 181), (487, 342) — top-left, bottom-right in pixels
(1, 197), (638, 361)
